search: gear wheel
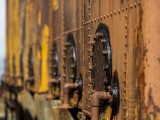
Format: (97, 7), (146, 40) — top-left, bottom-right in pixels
(49, 43), (58, 78)
(91, 23), (112, 91)
(63, 33), (77, 83)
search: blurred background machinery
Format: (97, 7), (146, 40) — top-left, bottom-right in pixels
(1, 0), (160, 120)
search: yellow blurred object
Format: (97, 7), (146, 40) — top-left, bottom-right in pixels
(53, 0), (59, 11)
(38, 25), (49, 93)
(38, 11), (41, 25)
(105, 106), (112, 120)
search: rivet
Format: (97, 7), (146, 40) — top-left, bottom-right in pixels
(125, 24), (127, 28)
(125, 43), (128, 47)
(107, 14), (109, 17)
(130, 4), (133, 9)
(126, 6), (128, 10)
(94, 19), (96, 22)
(134, 3), (137, 7)
(114, 11), (116, 15)
(125, 33), (127, 37)
(122, 7), (124, 11)
(118, 10), (120, 13)
(103, 15), (106, 19)
(100, 16), (103, 20)
(110, 12), (113, 16)
(92, 19), (94, 23)
(97, 17), (100, 21)
(138, 1), (141, 6)
(125, 15), (128, 19)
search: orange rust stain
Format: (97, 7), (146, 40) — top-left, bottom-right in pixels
(142, 0), (160, 115)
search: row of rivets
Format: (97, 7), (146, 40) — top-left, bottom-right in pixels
(83, 2), (140, 26)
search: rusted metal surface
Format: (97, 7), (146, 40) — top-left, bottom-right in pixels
(4, 0), (160, 120)
(142, 0), (160, 119)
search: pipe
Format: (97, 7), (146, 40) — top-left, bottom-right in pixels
(46, 79), (60, 99)
(24, 77), (34, 89)
(49, 78), (60, 85)
(63, 82), (78, 106)
(91, 91), (112, 120)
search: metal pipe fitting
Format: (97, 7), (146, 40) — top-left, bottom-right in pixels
(63, 82), (78, 106)
(46, 79), (60, 99)
(91, 91), (112, 120)
(49, 78), (60, 85)
(24, 77), (34, 89)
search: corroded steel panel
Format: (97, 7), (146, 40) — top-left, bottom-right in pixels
(82, 1), (141, 120)
(24, 0), (39, 92)
(142, 0), (160, 119)
(4, 0), (160, 120)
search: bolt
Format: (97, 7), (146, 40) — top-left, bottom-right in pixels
(125, 33), (127, 38)
(101, 39), (105, 43)
(89, 41), (95, 45)
(125, 24), (127, 29)
(125, 15), (128, 19)
(98, 32), (104, 38)
(118, 10), (120, 13)
(70, 74), (75, 79)
(125, 43), (128, 47)
(90, 52), (93, 57)
(122, 7), (124, 11)
(103, 50), (107, 55)
(91, 19), (94, 23)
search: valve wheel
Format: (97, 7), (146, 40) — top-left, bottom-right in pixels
(91, 23), (112, 91)
(64, 34), (77, 83)
(50, 43), (58, 78)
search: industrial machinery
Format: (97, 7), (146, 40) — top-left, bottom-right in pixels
(2, 0), (160, 120)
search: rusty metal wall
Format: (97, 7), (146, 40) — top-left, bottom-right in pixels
(4, 0), (160, 120)
(80, 1), (141, 120)
(141, 0), (160, 119)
